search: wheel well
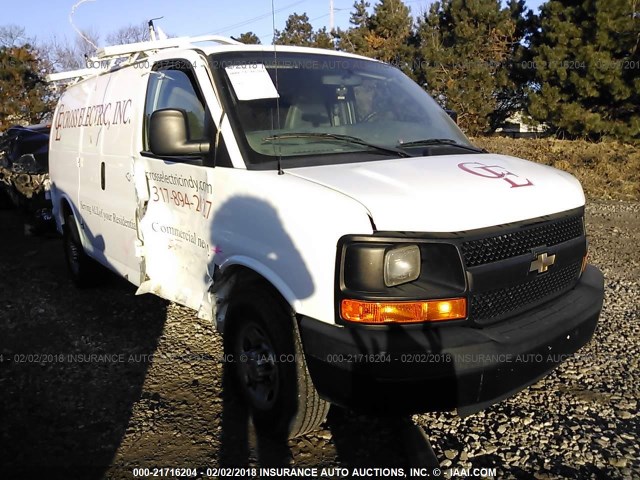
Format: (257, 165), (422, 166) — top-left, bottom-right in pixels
(215, 265), (294, 332)
(60, 199), (73, 225)
(227, 265), (288, 300)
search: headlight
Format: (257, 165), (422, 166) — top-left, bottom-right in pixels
(384, 244), (420, 287)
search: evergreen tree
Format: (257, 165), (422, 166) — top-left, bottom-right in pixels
(335, 0), (414, 74)
(313, 27), (334, 49)
(0, 45), (52, 131)
(528, 0), (640, 141)
(416, 0), (518, 135)
(490, 0), (538, 131)
(274, 13), (336, 49)
(274, 13), (315, 46)
(365, 0), (414, 70)
(335, 0), (371, 54)
(236, 32), (261, 45)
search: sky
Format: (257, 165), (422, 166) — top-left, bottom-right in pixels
(5, 0), (546, 46)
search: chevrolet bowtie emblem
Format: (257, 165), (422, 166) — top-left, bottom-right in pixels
(530, 252), (556, 274)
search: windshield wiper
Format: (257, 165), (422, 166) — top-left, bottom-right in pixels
(397, 138), (486, 153)
(263, 132), (410, 158)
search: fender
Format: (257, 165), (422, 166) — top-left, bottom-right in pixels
(214, 255), (302, 332)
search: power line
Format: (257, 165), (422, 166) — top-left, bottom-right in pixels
(196, 0), (308, 36)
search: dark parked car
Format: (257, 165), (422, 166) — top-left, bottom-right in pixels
(0, 124), (54, 233)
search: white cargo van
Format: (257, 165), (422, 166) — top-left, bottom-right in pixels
(48, 35), (604, 438)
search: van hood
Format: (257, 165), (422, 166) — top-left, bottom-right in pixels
(286, 154), (585, 232)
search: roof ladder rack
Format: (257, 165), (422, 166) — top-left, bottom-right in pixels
(47, 34), (242, 84)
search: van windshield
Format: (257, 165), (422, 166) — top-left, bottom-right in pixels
(209, 51), (475, 169)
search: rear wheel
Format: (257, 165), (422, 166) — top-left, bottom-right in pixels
(224, 284), (329, 439)
(63, 213), (101, 287)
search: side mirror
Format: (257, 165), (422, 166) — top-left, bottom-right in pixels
(445, 109), (458, 124)
(149, 109), (210, 156)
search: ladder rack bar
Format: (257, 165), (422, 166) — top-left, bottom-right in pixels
(47, 68), (100, 82)
(96, 34), (241, 59)
(47, 34), (242, 84)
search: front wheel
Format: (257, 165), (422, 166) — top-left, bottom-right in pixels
(224, 285), (329, 439)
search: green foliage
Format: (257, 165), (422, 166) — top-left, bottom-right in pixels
(366, 0), (414, 69)
(0, 45), (53, 131)
(528, 0), (640, 141)
(313, 27), (334, 49)
(497, 0), (538, 130)
(336, 0), (414, 73)
(274, 13), (336, 49)
(416, 0), (520, 135)
(3, 1), (638, 141)
(236, 32), (261, 45)
(335, 0), (371, 53)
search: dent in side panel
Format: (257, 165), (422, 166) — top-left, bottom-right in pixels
(133, 158), (217, 320)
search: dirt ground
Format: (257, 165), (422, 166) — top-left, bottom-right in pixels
(0, 201), (638, 479)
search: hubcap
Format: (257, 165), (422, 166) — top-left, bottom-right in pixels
(236, 323), (279, 410)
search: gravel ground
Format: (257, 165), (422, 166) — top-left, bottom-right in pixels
(0, 201), (638, 479)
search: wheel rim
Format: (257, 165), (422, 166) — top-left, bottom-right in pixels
(236, 322), (279, 410)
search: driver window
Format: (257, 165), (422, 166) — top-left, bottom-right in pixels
(144, 63), (206, 150)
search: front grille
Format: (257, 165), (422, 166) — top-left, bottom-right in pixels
(470, 261), (582, 324)
(461, 214), (584, 267)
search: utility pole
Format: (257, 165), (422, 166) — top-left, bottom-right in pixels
(329, 0), (334, 32)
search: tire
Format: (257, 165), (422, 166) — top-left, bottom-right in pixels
(63, 213), (101, 287)
(224, 284), (329, 439)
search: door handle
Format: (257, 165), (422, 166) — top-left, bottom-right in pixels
(101, 162), (106, 190)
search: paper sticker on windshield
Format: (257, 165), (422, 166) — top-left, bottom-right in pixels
(225, 64), (279, 101)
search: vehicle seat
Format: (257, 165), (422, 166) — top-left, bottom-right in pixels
(285, 98), (331, 129)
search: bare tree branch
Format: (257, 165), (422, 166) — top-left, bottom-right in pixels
(105, 23), (150, 46)
(0, 25), (29, 47)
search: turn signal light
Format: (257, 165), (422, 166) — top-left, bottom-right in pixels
(341, 298), (467, 324)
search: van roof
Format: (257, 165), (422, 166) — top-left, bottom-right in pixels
(46, 35), (377, 86)
(200, 43), (375, 62)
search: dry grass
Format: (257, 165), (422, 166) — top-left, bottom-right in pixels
(471, 137), (640, 201)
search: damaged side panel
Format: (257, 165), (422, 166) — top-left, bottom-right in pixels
(134, 158), (217, 320)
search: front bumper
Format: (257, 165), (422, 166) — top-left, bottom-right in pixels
(299, 265), (604, 415)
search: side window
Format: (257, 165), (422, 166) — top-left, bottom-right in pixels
(143, 61), (232, 167)
(144, 64), (206, 150)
